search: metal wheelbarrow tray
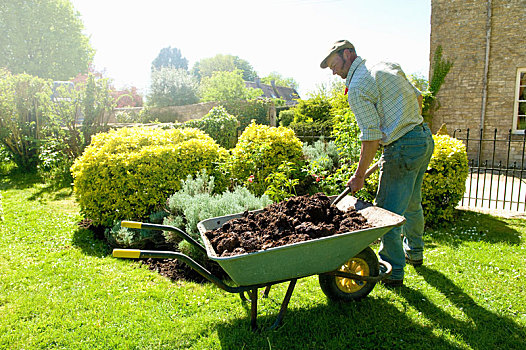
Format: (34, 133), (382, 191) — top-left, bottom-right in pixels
(197, 195), (403, 286)
(113, 195), (405, 330)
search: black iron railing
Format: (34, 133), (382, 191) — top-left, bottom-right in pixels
(453, 129), (525, 212)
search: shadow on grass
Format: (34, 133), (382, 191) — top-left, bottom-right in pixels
(214, 268), (525, 349)
(0, 171), (73, 202)
(27, 183), (74, 202)
(403, 266), (526, 349)
(71, 227), (111, 257)
(427, 209), (522, 246)
(215, 292), (462, 350)
(0, 170), (41, 191)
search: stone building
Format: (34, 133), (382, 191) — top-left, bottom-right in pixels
(430, 0), (526, 166)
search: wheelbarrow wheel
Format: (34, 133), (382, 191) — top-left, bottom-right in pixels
(319, 246), (379, 302)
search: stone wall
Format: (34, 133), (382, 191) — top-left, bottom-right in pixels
(430, 0), (526, 166)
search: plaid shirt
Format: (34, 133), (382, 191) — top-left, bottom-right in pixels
(346, 57), (423, 145)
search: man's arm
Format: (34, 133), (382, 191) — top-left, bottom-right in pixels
(346, 139), (380, 193)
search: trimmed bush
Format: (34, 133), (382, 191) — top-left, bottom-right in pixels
(221, 99), (272, 132)
(422, 134), (468, 226)
(183, 106), (239, 149)
(228, 122), (304, 196)
(71, 126), (227, 227)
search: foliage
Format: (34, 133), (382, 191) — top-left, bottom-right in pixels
(35, 74), (114, 184)
(422, 134), (469, 226)
(111, 87), (143, 108)
(37, 138), (75, 188)
(104, 210), (169, 249)
(164, 171), (272, 249)
(151, 46), (188, 72)
(79, 74), (115, 145)
(423, 45), (454, 122)
(302, 138), (340, 176)
(228, 122), (304, 196)
(0, 0), (94, 80)
(148, 67), (199, 107)
(0, 72), (54, 171)
(331, 109), (362, 163)
(264, 162), (300, 202)
(200, 70), (262, 103)
(183, 106), (239, 149)
(286, 82), (347, 136)
(0, 144), (14, 174)
(261, 72), (299, 90)
(71, 126), (227, 227)
(289, 120), (334, 142)
(409, 73), (429, 92)
(292, 94), (332, 124)
(278, 109), (295, 126)
(114, 108), (148, 123)
(221, 99), (273, 132)
(191, 54), (257, 82)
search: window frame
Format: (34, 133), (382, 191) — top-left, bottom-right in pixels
(513, 68), (526, 134)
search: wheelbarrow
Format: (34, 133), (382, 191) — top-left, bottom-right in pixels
(113, 195), (405, 331)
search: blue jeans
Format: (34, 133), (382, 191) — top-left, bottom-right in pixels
(376, 123), (434, 280)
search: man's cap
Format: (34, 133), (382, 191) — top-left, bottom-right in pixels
(320, 40), (355, 69)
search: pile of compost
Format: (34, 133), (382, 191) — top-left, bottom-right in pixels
(205, 193), (371, 257)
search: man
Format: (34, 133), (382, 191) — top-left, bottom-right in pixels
(320, 40), (434, 287)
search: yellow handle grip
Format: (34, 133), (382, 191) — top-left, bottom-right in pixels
(113, 249), (141, 259)
(121, 221), (142, 229)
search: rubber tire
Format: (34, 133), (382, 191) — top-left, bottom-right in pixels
(319, 246), (379, 302)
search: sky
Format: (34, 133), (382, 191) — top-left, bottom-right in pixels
(70, 0), (431, 97)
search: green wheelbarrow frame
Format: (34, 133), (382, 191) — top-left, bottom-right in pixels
(113, 195), (405, 331)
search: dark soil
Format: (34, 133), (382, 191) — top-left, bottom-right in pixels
(205, 193), (371, 257)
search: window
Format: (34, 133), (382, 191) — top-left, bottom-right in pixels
(514, 69), (526, 132)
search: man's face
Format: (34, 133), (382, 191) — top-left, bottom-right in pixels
(327, 53), (348, 79)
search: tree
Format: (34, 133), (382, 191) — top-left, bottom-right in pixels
(148, 67), (199, 107)
(0, 0), (94, 80)
(200, 70), (262, 102)
(0, 72), (53, 171)
(111, 87), (143, 108)
(192, 54), (257, 82)
(151, 46), (188, 72)
(261, 72), (299, 90)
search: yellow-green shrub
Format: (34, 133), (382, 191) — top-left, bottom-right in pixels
(422, 134), (469, 226)
(71, 126), (227, 227)
(228, 122), (304, 195)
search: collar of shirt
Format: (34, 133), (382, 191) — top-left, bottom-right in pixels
(345, 56), (365, 88)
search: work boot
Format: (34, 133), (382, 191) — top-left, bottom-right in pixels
(405, 253), (423, 267)
(381, 278), (403, 288)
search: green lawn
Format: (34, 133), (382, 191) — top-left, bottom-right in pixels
(1, 173), (525, 349)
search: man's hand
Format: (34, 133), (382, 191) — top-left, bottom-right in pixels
(348, 140), (380, 193)
(346, 174), (365, 193)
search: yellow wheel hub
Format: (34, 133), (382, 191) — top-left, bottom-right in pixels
(336, 257), (370, 293)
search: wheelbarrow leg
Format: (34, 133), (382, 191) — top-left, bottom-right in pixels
(249, 288), (258, 331)
(269, 279), (297, 330)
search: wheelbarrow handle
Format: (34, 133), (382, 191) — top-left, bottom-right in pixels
(112, 248), (288, 294)
(121, 221), (207, 255)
